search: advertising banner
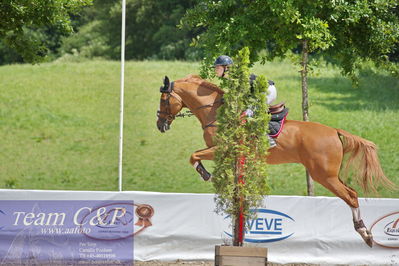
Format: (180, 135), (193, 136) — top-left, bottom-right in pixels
(0, 189), (397, 265)
(0, 200), (134, 265)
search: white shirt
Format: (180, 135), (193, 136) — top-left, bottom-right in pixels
(267, 84), (277, 105)
(245, 81), (278, 117)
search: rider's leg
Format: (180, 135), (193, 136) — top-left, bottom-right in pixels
(268, 134), (277, 148)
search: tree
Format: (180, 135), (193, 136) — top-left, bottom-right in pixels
(183, 0), (399, 195)
(388, 4), (399, 63)
(213, 47), (270, 246)
(95, 0), (201, 60)
(0, 0), (92, 63)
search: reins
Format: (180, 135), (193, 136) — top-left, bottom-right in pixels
(176, 98), (224, 118)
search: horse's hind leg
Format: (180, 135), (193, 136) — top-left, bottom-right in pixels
(303, 132), (373, 247)
(312, 172), (373, 247)
(343, 184), (374, 247)
(190, 146), (216, 181)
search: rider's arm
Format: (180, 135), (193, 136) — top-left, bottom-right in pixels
(245, 79), (277, 117)
(267, 80), (277, 105)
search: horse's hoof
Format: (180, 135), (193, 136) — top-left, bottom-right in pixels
(356, 227), (373, 248)
(365, 230), (373, 248)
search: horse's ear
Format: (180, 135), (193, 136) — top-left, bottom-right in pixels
(160, 76), (171, 93)
(163, 76), (170, 87)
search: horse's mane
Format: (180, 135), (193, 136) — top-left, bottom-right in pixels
(175, 74), (224, 95)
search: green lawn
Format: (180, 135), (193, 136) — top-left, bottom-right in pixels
(0, 60), (398, 198)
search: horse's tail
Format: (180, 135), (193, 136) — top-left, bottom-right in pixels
(337, 128), (396, 194)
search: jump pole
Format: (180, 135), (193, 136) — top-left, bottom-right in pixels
(234, 155), (246, 246)
(118, 0), (126, 192)
(233, 115), (247, 246)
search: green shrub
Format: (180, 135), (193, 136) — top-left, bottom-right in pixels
(213, 47), (270, 222)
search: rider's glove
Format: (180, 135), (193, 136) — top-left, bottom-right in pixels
(245, 109), (254, 117)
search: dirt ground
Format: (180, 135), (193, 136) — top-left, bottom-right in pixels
(135, 262), (212, 266)
(135, 261), (316, 266)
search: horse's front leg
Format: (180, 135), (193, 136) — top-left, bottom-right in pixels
(190, 146), (216, 181)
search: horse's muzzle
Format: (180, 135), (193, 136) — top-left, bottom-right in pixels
(157, 119), (170, 133)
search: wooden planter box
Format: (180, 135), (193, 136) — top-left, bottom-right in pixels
(215, 245), (268, 266)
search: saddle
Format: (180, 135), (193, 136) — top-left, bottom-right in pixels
(268, 102), (289, 138)
(269, 102), (285, 114)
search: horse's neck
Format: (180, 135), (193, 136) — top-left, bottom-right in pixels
(176, 85), (220, 127)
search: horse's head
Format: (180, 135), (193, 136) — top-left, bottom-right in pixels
(156, 76), (184, 133)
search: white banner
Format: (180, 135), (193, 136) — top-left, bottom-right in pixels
(0, 189), (397, 265)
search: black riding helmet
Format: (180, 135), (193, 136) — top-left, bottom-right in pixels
(213, 55), (233, 66)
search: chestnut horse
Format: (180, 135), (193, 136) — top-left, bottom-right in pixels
(156, 74), (395, 247)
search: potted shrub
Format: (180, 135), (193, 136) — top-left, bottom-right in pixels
(213, 47), (270, 265)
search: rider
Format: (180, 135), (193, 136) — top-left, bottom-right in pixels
(214, 55), (277, 148)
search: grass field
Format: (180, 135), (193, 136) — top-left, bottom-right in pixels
(0, 59), (398, 197)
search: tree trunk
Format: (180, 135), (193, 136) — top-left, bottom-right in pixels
(301, 40), (314, 196)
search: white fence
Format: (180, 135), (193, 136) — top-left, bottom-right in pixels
(0, 189), (398, 265)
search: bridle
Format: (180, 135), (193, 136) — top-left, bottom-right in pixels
(157, 90), (183, 123)
(157, 76), (223, 129)
(157, 77), (185, 124)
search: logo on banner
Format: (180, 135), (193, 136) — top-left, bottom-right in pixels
(224, 209), (295, 243)
(0, 202), (154, 238)
(133, 203), (155, 236)
(80, 203), (154, 240)
(0, 200), (139, 265)
(370, 211), (399, 248)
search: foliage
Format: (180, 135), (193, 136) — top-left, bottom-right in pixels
(213, 47), (270, 219)
(2, 0), (398, 65)
(80, 0), (202, 61)
(0, 41), (23, 64)
(182, 0), (399, 78)
(0, 0), (92, 63)
(58, 20), (109, 60)
(0, 0), (202, 64)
